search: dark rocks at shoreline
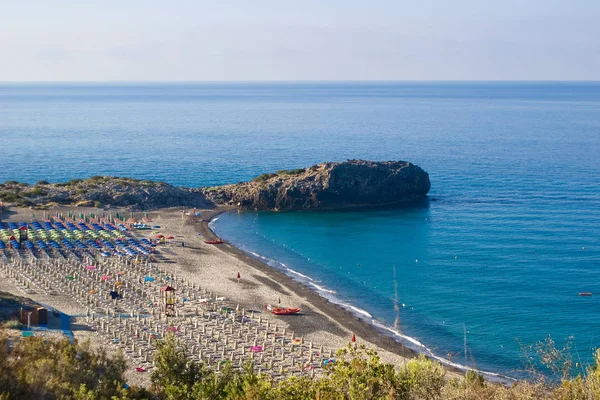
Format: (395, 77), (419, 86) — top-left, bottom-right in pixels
(0, 160), (430, 211)
(202, 160), (430, 211)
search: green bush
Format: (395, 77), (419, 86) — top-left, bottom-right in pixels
(3, 181), (19, 185)
(67, 179), (83, 186)
(94, 201), (102, 208)
(36, 180), (50, 185)
(1, 319), (22, 329)
(23, 187), (48, 197)
(277, 168), (305, 176)
(252, 173), (277, 182)
(0, 333), (132, 399)
(0, 191), (22, 202)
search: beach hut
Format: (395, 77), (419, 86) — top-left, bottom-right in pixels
(161, 286), (176, 317)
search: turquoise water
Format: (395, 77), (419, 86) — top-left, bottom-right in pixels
(1, 82), (600, 378)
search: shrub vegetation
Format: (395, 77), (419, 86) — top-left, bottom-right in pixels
(276, 168), (305, 176)
(23, 187), (48, 197)
(2, 331), (600, 399)
(252, 173), (277, 182)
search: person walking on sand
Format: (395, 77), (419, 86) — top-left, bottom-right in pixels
(237, 272), (241, 283)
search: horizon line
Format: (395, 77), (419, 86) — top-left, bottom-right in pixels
(1, 79), (599, 84)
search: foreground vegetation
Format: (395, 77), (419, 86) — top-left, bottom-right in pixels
(1, 331), (600, 399)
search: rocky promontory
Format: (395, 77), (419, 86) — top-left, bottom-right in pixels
(0, 160), (430, 211)
(202, 160), (430, 211)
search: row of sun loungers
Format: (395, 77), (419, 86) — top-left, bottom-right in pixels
(0, 250), (336, 378)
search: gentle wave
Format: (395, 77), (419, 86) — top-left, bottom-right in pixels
(339, 303), (373, 318)
(286, 268), (314, 281)
(308, 282), (337, 294)
(207, 216), (220, 230)
(247, 250), (337, 294)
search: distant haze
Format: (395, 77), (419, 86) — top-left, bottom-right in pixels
(1, 0), (599, 81)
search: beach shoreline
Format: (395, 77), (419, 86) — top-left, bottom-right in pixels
(198, 207), (419, 358)
(1, 204), (515, 385)
(199, 208), (522, 384)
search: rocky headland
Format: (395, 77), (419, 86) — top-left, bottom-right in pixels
(202, 160), (430, 211)
(0, 160), (430, 211)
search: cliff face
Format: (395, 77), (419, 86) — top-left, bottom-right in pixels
(202, 160), (430, 211)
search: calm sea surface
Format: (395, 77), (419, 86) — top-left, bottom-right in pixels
(1, 82), (600, 377)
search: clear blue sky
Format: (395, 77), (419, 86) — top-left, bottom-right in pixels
(1, 0), (599, 81)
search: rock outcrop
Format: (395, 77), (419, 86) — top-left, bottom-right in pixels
(202, 160), (430, 211)
(0, 177), (211, 210)
(0, 160), (430, 211)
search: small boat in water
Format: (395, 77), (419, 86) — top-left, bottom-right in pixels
(266, 304), (301, 315)
(204, 239), (224, 244)
(579, 292), (593, 296)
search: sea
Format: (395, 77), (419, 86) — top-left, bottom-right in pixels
(1, 82), (599, 379)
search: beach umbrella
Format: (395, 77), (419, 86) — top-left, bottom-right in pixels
(166, 236), (174, 239)
(144, 276), (155, 282)
(101, 275), (112, 280)
(155, 234), (164, 238)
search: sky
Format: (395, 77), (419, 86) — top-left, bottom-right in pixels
(1, 0), (599, 81)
